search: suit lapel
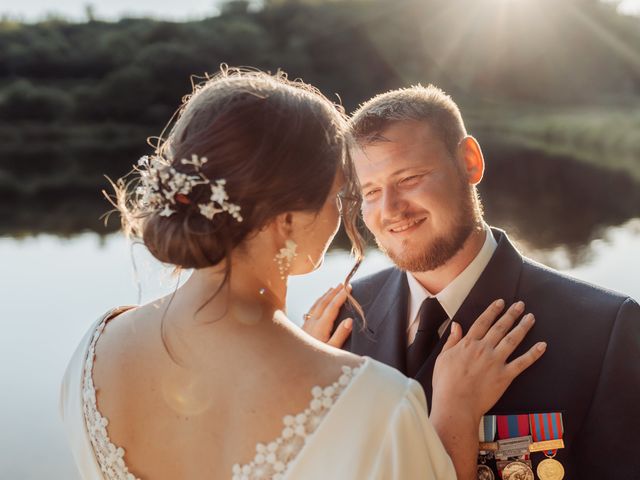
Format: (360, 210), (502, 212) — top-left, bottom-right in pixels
(350, 269), (408, 373)
(416, 228), (525, 405)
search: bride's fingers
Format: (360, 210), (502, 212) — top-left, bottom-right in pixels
(494, 313), (535, 359)
(482, 301), (526, 347)
(506, 342), (547, 378)
(466, 299), (506, 340)
(317, 286), (349, 325)
(441, 321), (462, 352)
(305, 288), (332, 318)
(307, 286), (339, 319)
(327, 318), (353, 348)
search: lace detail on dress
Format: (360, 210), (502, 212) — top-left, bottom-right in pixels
(82, 314), (140, 480)
(231, 363), (364, 480)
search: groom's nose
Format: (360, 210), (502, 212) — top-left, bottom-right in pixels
(380, 188), (408, 222)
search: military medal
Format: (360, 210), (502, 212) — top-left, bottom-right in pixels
(501, 460), (534, 480)
(537, 458), (565, 480)
(477, 416), (496, 480)
(529, 412), (565, 480)
(477, 463), (495, 480)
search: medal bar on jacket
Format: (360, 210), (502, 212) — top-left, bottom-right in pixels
(477, 412), (565, 480)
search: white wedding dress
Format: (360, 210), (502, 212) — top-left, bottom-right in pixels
(60, 308), (456, 479)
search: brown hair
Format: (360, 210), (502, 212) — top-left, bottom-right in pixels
(110, 67), (364, 301)
(350, 84), (467, 154)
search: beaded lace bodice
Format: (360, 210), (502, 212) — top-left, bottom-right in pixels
(81, 312), (364, 480)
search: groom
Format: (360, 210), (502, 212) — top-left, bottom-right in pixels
(326, 86), (639, 478)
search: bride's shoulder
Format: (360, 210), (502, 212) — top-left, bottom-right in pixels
(360, 358), (414, 390)
(353, 359), (425, 406)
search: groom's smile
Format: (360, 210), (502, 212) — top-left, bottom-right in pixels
(387, 217), (427, 234)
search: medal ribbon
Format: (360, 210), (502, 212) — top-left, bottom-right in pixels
(529, 412), (564, 456)
(479, 415), (497, 442)
(497, 414), (529, 439)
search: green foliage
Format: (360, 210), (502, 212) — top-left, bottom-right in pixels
(0, 79), (73, 121)
(0, 0), (639, 207)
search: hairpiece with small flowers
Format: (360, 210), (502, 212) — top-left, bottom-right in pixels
(135, 154), (243, 222)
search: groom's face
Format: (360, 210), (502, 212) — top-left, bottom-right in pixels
(352, 120), (479, 272)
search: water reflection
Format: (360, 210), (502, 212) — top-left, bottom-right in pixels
(480, 144), (640, 267)
(3, 145), (640, 269)
(1, 218), (639, 479)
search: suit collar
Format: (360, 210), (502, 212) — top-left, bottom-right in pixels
(363, 268), (408, 335)
(352, 268), (408, 372)
(451, 227), (524, 333)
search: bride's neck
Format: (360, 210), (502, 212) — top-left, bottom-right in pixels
(184, 255), (287, 313)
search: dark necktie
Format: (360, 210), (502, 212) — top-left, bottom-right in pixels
(406, 297), (448, 377)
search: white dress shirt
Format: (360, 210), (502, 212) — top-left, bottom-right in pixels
(406, 225), (498, 344)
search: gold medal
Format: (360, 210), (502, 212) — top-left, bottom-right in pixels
(537, 458), (565, 480)
(502, 461), (534, 480)
(477, 464), (495, 480)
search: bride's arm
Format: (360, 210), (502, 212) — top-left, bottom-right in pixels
(429, 301), (546, 480)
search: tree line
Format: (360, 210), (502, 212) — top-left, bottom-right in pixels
(0, 0), (639, 233)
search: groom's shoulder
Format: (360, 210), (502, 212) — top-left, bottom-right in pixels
(519, 255), (631, 312)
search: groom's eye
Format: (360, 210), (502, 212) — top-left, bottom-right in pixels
(400, 175), (421, 185)
(363, 188), (380, 199)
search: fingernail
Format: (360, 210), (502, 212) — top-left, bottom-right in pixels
(515, 301), (525, 311)
(537, 342), (547, 352)
(344, 318), (353, 329)
(525, 313), (535, 324)
(495, 299), (505, 308)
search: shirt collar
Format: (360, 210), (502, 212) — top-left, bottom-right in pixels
(406, 224), (498, 325)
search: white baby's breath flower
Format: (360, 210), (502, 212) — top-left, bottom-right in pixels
(225, 203), (243, 222)
(210, 181), (229, 204)
(199, 203), (222, 220)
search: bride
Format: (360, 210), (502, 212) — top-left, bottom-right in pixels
(60, 68), (545, 480)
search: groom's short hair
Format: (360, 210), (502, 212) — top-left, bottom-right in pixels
(350, 85), (467, 155)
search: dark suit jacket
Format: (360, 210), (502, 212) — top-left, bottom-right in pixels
(336, 228), (640, 478)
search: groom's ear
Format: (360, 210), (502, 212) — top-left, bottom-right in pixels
(457, 136), (485, 185)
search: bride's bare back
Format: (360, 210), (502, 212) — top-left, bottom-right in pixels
(91, 301), (361, 479)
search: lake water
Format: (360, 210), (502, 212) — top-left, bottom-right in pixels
(1, 219), (640, 478)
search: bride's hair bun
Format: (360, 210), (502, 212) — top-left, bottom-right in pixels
(112, 68), (358, 270)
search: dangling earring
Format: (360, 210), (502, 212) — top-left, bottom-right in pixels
(274, 239), (298, 280)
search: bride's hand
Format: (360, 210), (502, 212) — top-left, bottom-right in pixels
(301, 284), (353, 348)
(432, 299), (546, 422)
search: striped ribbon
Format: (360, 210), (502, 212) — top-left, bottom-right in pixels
(529, 412), (564, 456)
(479, 415), (496, 442)
(497, 414), (530, 439)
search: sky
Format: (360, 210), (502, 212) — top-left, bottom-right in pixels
(0, 0), (230, 22)
(1, 0), (639, 22)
